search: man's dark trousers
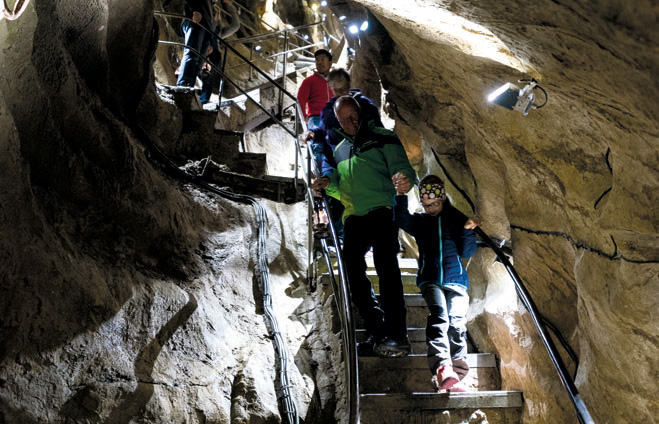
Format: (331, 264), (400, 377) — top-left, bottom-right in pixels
(343, 207), (407, 341)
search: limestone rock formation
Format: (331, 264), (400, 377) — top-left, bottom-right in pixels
(340, 0), (658, 422)
(0, 1), (338, 423)
(1, 0), (658, 423)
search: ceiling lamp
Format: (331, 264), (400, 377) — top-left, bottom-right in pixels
(487, 78), (548, 116)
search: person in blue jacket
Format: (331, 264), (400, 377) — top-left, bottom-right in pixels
(304, 68), (383, 241)
(392, 173), (480, 392)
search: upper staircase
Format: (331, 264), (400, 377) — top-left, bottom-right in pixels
(153, 84), (305, 203)
(213, 68), (309, 133)
(153, 0), (339, 202)
(321, 255), (524, 424)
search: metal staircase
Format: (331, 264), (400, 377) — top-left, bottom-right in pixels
(213, 68), (310, 133)
(153, 4), (596, 422)
(322, 256), (523, 424)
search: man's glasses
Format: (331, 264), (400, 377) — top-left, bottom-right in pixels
(337, 113), (359, 126)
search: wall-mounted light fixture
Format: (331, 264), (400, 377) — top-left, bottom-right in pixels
(487, 78), (548, 116)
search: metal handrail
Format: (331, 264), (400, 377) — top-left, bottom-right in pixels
(216, 6), (262, 36)
(227, 0), (320, 50)
(319, 223), (359, 424)
(231, 0), (278, 33)
(474, 227), (595, 424)
(222, 42), (324, 73)
(297, 105), (359, 423)
(154, 11), (302, 158)
(153, 12), (297, 99)
(228, 21), (324, 45)
(157, 40), (296, 136)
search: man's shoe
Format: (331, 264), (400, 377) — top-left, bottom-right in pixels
(373, 336), (411, 358)
(357, 335), (378, 357)
(432, 364), (460, 391)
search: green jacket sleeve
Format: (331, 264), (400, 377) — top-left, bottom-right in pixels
(383, 141), (418, 188)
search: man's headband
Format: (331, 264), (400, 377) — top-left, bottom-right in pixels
(420, 183), (445, 200)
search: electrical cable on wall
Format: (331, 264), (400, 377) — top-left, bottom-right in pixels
(132, 122), (300, 424)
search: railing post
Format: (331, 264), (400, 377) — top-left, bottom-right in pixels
(218, 43), (229, 106)
(280, 31), (289, 117)
(249, 42), (254, 81)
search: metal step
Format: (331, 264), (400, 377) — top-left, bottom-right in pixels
(359, 353), (500, 393)
(360, 391), (523, 424)
(366, 256), (418, 272)
(357, 327), (427, 354)
(352, 294), (428, 329)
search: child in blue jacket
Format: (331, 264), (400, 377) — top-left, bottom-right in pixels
(392, 173), (479, 391)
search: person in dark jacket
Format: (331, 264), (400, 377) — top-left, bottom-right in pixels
(392, 173), (480, 391)
(198, 0), (241, 104)
(177, 0), (215, 87)
(306, 68), (383, 176)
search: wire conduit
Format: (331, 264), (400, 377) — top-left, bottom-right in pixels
(132, 121), (299, 424)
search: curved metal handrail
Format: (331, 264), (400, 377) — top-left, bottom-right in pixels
(227, 20), (325, 45)
(297, 108), (359, 424)
(474, 227), (595, 424)
(318, 216), (359, 424)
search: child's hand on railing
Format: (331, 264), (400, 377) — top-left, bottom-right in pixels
(464, 218), (481, 229)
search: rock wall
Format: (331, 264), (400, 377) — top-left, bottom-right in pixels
(1, 1), (344, 423)
(342, 0), (658, 422)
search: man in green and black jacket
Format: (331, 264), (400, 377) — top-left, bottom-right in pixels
(312, 95), (418, 357)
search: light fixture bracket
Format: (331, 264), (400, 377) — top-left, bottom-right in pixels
(487, 78), (548, 116)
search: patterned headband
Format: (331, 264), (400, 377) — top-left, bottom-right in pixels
(420, 183), (445, 200)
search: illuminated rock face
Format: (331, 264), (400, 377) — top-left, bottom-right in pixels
(1, 1), (657, 424)
(345, 0), (658, 423)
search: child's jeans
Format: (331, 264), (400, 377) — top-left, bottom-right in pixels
(422, 283), (469, 379)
